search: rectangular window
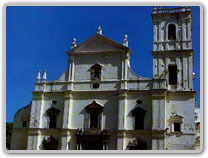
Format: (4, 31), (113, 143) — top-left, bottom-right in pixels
(90, 112), (99, 128)
(22, 121), (27, 128)
(135, 116), (144, 130)
(169, 65), (177, 85)
(174, 123), (181, 132)
(49, 115), (57, 128)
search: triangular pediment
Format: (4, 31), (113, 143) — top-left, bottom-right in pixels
(68, 34), (130, 54)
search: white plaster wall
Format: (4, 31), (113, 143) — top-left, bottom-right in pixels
(74, 53), (122, 81)
(125, 92), (152, 130)
(69, 93), (118, 130)
(39, 93), (64, 129)
(166, 135), (195, 150)
(73, 82), (119, 91)
(11, 129), (28, 150)
(13, 104), (31, 128)
(166, 93), (195, 134)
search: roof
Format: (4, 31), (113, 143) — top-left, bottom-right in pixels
(67, 33), (131, 55)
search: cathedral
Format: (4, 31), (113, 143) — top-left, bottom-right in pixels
(11, 6), (196, 150)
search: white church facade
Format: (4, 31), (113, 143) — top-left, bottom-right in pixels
(11, 6), (196, 150)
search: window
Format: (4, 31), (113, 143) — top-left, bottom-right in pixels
(91, 64), (102, 80)
(136, 99), (142, 104)
(94, 69), (100, 79)
(46, 107), (60, 129)
(92, 83), (100, 89)
(168, 65), (177, 85)
(90, 112), (99, 128)
(131, 107), (146, 130)
(49, 115), (57, 128)
(22, 121), (27, 128)
(174, 123), (181, 132)
(85, 101), (104, 129)
(51, 100), (57, 104)
(168, 114), (183, 133)
(135, 116), (144, 130)
(168, 24), (176, 40)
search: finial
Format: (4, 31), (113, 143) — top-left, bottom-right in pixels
(71, 38), (76, 49)
(97, 25), (102, 35)
(43, 69), (47, 81)
(152, 6), (157, 13)
(186, 6), (191, 11)
(123, 34), (128, 47)
(37, 70), (41, 82)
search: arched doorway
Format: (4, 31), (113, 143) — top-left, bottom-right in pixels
(126, 138), (148, 150)
(42, 135), (59, 150)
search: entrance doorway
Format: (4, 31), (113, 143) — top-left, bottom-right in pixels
(82, 140), (103, 150)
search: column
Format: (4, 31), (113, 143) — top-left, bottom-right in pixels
(27, 130), (39, 150)
(117, 132), (125, 150)
(152, 139), (159, 150)
(62, 92), (71, 129)
(176, 57), (182, 90)
(159, 99), (165, 130)
(188, 55), (193, 90)
(183, 57), (188, 90)
(124, 52), (130, 89)
(68, 56), (75, 90)
(159, 139), (164, 150)
(29, 93), (43, 128)
(153, 57), (158, 77)
(61, 131), (70, 150)
(152, 99), (159, 129)
(118, 92), (127, 130)
(152, 94), (165, 130)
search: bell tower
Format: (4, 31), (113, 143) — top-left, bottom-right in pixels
(152, 6), (194, 91)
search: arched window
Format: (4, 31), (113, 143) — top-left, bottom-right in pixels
(168, 24), (176, 40)
(90, 64), (102, 80)
(131, 107), (146, 130)
(85, 101), (104, 129)
(46, 107), (60, 129)
(168, 64), (177, 85)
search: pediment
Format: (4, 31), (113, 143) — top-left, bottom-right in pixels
(68, 34), (130, 54)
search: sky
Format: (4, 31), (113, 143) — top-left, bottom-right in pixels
(6, 6), (200, 122)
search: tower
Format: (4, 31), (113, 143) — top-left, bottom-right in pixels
(152, 6), (194, 91)
(152, 7), (196, 150)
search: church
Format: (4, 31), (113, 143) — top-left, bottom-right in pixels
(11, 6), (196, 150)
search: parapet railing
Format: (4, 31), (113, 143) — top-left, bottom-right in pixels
(152, 7), (191, 14)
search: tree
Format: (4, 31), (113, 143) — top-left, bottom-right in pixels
(6, 122), (13, 150)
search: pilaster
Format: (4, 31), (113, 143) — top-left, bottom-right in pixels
(118, 91), (127, 130)
(29, 92), (43, 128)
(117, 131), (126, 150)
(27, 130), (39, 150)
(62, 92), (72, 129)
(151, 90), (166, 130)
(61, 130), (70, 150)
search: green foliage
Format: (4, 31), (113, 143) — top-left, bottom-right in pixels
(6, 122), (13, 150)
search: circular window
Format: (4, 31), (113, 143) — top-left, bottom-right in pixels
(51, 100), (57, 104)
(136, 99), (142, 104)
(92, 83), (100, 89)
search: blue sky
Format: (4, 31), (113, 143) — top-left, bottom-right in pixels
(6, 6), (200, 122)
